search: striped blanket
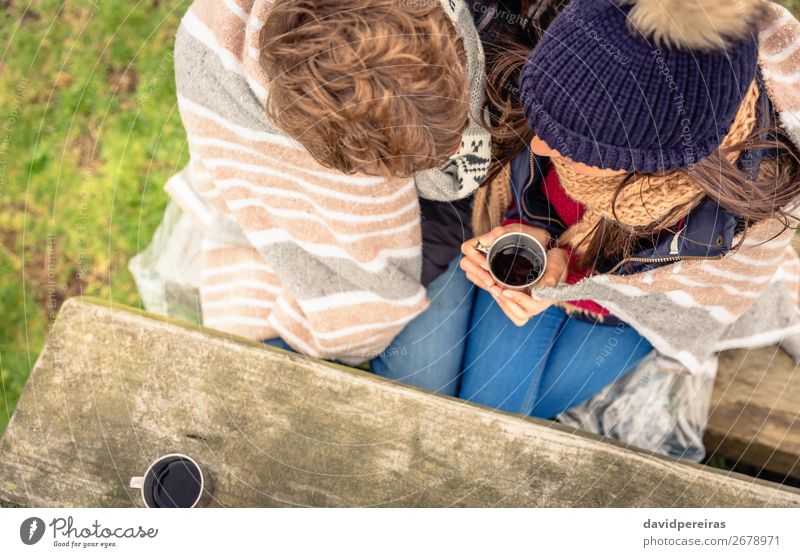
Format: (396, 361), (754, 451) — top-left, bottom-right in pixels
(761, 2), (800, 147)
(168, 0), (488, 364)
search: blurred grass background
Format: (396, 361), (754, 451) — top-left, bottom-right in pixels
(0, 0), (799, 437)
(0, 0), (190, 434)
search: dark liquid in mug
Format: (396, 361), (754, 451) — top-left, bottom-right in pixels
(490, 246), (543, 287)
(148, 458), (203, 508)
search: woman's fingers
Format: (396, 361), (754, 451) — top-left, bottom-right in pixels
(487, 285), (532, 326)
(464, 272), (493, 292)
(502, 288), (553, 317)
(539, 247), (569, 287)
(489, 246), (567, 321)
(461, 226), (508, 267)
(461, 225), (510, 255)
(460, 229), (502, 280)
(506, 223), (551, 248)
(482, 225), (513, 244)
(492, 293), (531, 326)
(460, 257), (494, 290)
(460, 225), (558, 307)
(460, 225), (516, 290)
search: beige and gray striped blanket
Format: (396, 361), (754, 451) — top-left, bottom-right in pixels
(168, 0), (489, 364)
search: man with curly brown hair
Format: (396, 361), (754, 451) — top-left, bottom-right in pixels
(164, 0), (490, 392)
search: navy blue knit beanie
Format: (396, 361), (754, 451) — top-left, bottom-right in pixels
(520, 0), (759, 173)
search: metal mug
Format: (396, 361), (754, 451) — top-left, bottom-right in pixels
(129, 453), (205, 508)
(474, 231), (548, 291)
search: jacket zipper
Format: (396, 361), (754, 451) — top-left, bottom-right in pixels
(520, 152), (566, 228)
(607, 253), (726, 274)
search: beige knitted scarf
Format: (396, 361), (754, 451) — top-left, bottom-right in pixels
(471, 163), (512, 237)
(471, 81), (760, 243)
(554, 80), (761, 251)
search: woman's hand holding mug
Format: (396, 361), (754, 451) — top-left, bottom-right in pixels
(460, 223), (569, 326)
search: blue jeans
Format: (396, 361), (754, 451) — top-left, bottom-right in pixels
(370, 256), (475, 396)
(460, 289), (653, 418)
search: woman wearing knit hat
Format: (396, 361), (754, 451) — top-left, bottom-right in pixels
(458, 0), (800, 425)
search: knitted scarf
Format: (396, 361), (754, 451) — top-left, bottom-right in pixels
(471, 163), (512, 237)
(554, 80), (761, 251)
(414, 0), (492, 200)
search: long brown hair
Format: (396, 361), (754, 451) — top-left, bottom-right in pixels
(481, 2), (800, 270)
(577, 126), (800, 270)
(481, 1), (568, 181)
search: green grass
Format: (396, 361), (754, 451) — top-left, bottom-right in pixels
(0, 1), (190, 434)
(0, 1), (799, 440)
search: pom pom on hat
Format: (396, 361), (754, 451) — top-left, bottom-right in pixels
(622, 0), (768, 50)
(519, 0), (760, 173)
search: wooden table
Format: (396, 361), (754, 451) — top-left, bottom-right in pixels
(705, 347), (800, 480)
(1, 298), (798, 507)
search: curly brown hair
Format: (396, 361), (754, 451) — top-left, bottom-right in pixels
(260, 0), (470, 178)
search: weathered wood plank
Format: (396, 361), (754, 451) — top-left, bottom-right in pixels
(695, 232), (800, 478)
(1, 298), (799, 507)
(705, 347), (800, 480)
